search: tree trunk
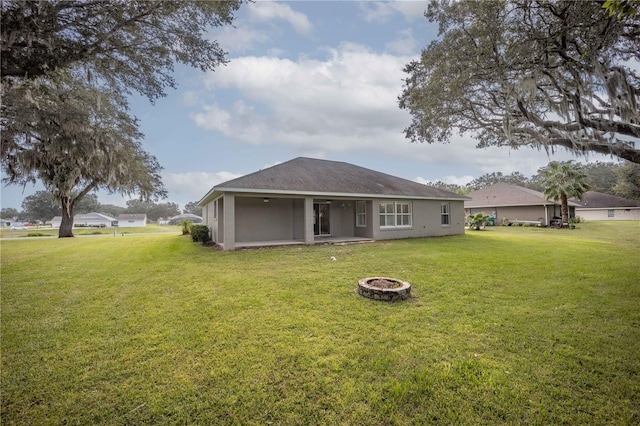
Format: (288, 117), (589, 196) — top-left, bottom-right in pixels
(59, 197), (75, 238)
(561, 194), (569, 227)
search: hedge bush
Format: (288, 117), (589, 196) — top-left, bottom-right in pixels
(191, 225), (211, 244)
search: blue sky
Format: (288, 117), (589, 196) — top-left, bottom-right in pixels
(1, 0), (615, 211)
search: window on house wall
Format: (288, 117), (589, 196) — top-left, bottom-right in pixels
(356, 201), (366, 227)
(379, 201), (412, 228)
(608, 209), (615, 217)
(213, 200), (218, 220)
(380, 202), (395, 227)
(441, 203), (450, 226)
(397, 202), (411, 226)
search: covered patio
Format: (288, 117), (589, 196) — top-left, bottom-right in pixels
(235, 235), (374, 250)
(208, 194), (373, 251)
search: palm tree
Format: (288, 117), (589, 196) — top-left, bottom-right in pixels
(540, 161), (589, 226)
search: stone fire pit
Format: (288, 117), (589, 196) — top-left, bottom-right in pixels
(357, 277), (411, 301)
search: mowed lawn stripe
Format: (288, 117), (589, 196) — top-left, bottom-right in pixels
(2, 223), (639, 424)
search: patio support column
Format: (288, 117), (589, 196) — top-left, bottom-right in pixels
(544, 204), (548, 226)
(223, 194), (235, 250)
(304, 197), (314, 245)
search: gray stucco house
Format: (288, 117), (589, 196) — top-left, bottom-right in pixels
(572, 191), (640, 221)
(198, 157), (468, 250)
(464, 182), (580, 226)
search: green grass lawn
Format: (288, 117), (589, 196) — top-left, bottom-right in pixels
(0, 224), (181, 239)
(2, 222), (639, 425)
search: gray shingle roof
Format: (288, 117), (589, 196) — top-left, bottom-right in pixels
(465, 182), (581, 207)
(76, 212), (117, 221)
(572, 191), (640, 208)
(201, 157), (467, 203)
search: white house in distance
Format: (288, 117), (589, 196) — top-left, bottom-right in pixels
(573, 191), (640, 221)
(198, 157), (468, 251)
(50, 212), (117, 228)
(117, 214), (147, 227)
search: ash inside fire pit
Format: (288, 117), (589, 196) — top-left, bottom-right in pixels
(368, 278), (402, 289)
(357, 277), (411, 301)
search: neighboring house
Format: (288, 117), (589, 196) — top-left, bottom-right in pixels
(117, 214), (147, 227)
(197, 157), (469, 250)
(572, 191), (640, 221)
(0, 218), (12, 227)
(464, 182), (580, 226)
(50, 212), (117, 228)
(168, 213), (203, 225)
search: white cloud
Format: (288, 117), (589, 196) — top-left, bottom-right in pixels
(191, 104), (233, 134)
(181, 90), (201, 107)
(249, 1), (313, 34)
(198, 43), (414, 153)
(214, 26), (269, 54)
(193, 41), (616, 184)
(360, 1), (428, 23)
(209, 2), (311, 54)
(386, 28), (419, 55)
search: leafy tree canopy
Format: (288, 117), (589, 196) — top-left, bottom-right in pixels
(467, 171), (531, 190)
(99, 204), (127, 219)
(1, 1), (243, 237)
(183, 201), (203, 216)
(125, 199), (180, 222)
(1, 0), (242, 101)
(613, 161), (640, 199)
(20, 190), (59, 223)
(2, 71), (166, 237)
(400, 0), (640, 163)
(580, 162), (619, 194)
(1, 207), (20, 219)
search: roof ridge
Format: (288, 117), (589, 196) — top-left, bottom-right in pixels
(200, 157), (466, 203)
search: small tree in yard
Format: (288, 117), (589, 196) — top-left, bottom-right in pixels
(1, 1), (242, 237)
(2, 72), (166, 237)
(468, 213), (491, 230)
(540, 161), (589, 227)
(181, 219), (193, 236)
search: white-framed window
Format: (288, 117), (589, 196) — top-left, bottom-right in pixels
(213, 199), (218, 220)
(355, 201), (366, 227)
(397, 202), (411, 226)
(441, 203), (450, 226)
(608, 209), (615, 218)
(379, 201), (412, 228)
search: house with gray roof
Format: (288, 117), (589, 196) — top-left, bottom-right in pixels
(464, 182), (581, 226)
(50, 212), (117, 228)
(117, 214), (147, 227)
(572, 191), (640, 221)
(198, 157), (469, 250)
(168, 213), (203, 225)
